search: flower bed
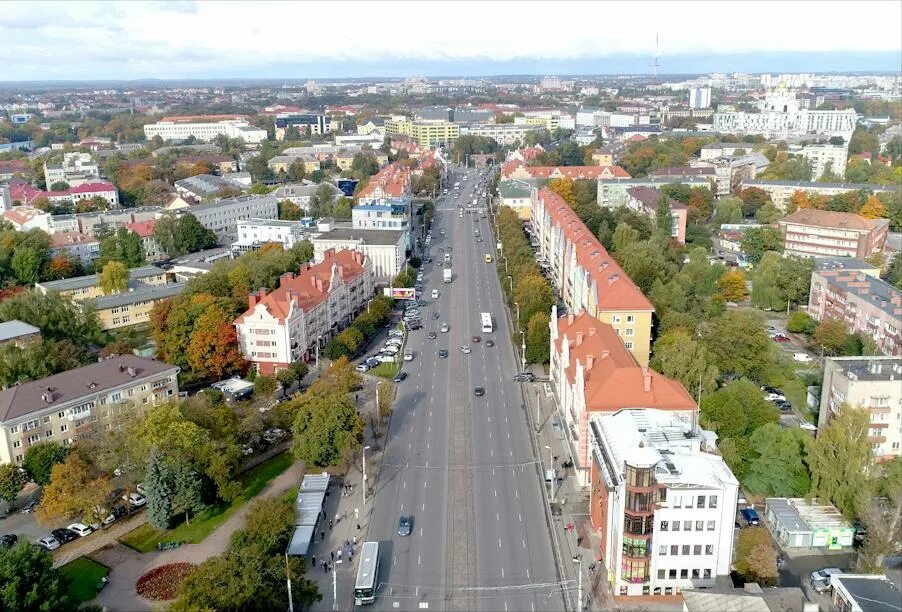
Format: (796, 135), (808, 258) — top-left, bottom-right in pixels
(135, 563), (196, 601)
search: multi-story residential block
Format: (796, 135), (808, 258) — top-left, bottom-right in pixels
(385, 118), (460, 148)
(174, 174), (246, 201)
(699, 142), (760, 160)
(501, 160), (630, 184)
(94, 283), (186, 330)
(353, 163), (412, 248)
(550, 310), (697, 486)
(36, 265), (170, 300)
(0, 355), (180, 464)
(49, 232), (100, 266)
(8, 180), (120, 208)
(498, 180), (533, 220)
(43, 152), (100, 188)
(819, 356), (902, 461)
(270, 182), (343, 210)
(267, 155), (322, 175)
(461, 123), (544, 146)
(310, 226), (405, 284)
(688, 87), (712, 109)
(801, 144), (849, 180)
(143, 115), (267, 144)
(598, 176), (711, 209)
(690, 155), (764, 197)
(234, 249), (374, 375)
(274, 112), (330, 140)
(808, 266), (901, 356)
(125, 220), (165, 262)
(183, 194), (278, 240)
(0, 320), (41, 348)
(741, 178), (900, 211)
(514, 110), (576, 131)
(0, 159), (30, 181)
(532, 188), (655, 365)
(778, 209), (889, 259)
(624, 187), (688, 244)
(713, 89), (857, 139)
(232, 218), (309, 254)
(589, 408), (739, 598)
(590, 150), (614, 166)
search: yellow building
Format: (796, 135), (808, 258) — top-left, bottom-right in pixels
(267, 155), (321, 175)
(591, 150), (613, 166)
(386, 118), (459, 148)
(36, 266), (170, 300)
(94, 283), (186, 330)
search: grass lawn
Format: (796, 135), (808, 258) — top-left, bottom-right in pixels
(369, 361), (400, 379)
(59, 557), (109, 602)
(119, 451), (294, 553)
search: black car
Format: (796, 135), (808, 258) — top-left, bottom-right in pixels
(474, 387), (485, 397)
(393, 372), (408, 383)
(51, 528), (78, 544)
(438, 350), (448, 358)
(485, 340), (495, 347)
(775, 400), (792, 411)
(0, 534), (17, 547)
(397, 515), (413, 537)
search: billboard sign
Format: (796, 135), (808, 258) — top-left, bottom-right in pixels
(383, 287), (416, 300)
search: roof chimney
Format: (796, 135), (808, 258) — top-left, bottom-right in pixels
(608, 274), (620, 285)
(575, 332), (584, 346)
(642, 367), (652, 392)
(601, 349), (610, 360)
(588, 327), (597, 337)
(586, 355), (595, 371)
(568, 313), (574, 325)
(127, 366), (136, 377)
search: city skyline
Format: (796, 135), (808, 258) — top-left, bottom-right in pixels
(1, 0), (900, 81)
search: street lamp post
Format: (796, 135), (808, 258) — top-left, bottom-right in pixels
(507, 274), (513, 295)
(362, 444), (371, 512)
(573, 554), (583, 611)
(514, 302), (520, 329)
(520, 330), (526, 370)
(545, 444), (554, 503)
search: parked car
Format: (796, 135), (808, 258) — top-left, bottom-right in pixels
(764, 392), (786, 402)
(51, 528), (78, 544)
(67, 523), (94, 537)
(356, 363), (370, 373)
(513, 373), (536, 382)
(740, 508), (760, 526)
(36, 536), (60, 551)
(263, 428), (286, 443)
(20, 500), (38, 514)
(810, 568), (844, 593)
(365, 357), (381, 367)
(793, 352), (813, 363)
(124, 493), (147, 508)
(103, 505), (128, 525)
(774, 399), (792, 411)
(772, 334), (790, 343)
(136, 483), (147, 496)
(241, 444), (255, 456)
(0, 534), (18, 548)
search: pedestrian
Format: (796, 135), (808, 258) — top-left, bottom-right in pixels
(357, 523), (361, 531)
(355, 507), (359, 520)
(335, 512), (340, 524)
(312, 554), (316, 567)
(320, 530), (325, 540)
(337, 548), (342, 560)
(577, 536), (583, 546)
(331, 551), (335, 562)
(353, 535), (357, 545)
(329, 519), (333, 530)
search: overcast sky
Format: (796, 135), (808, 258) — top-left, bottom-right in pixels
(1, 0), (900, 81)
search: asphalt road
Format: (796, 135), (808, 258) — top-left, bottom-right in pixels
(365, 167), (565, 611)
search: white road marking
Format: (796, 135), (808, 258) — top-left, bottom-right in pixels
(507, 432), (510, 439)
(515, 490), (519, 499)
(418, 555), (421, 566)
(498, 538), (502, 549)
(522, 539), (526, 548)
(496, 512), (500, 521)
(403, 481), (406, 489)
(420, 527), (423, 536)
(531, 602), (535, 611)
(393, 556), (397, 566)
(427, 426), (431, 433)
(494, 489), (497, 498)
(426, 443), (430, 450)
(527, 568), (530, 580)
(509, 449), (513, 457)
(490, 449), (494, 457)
(424, 480), (427, 488)
(519, 513), (522, 522)
(489, 432), (492, 439)
(501, 567), (505, 579)
(422, 502), (425, 511)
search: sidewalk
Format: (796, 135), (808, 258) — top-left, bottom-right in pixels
(524, 370), (617, 612)
(305, 374), (385, 612)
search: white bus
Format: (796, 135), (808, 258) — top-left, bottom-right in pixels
(480, 312), (493, 334)
(354, 541), (380, 605)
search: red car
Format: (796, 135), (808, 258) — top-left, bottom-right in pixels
(773, 334), (790, 343)
(471, 335), (481, 343)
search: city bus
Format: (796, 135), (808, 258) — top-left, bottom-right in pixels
(354, 541), (380, 605)
(480, 312), (493, 334)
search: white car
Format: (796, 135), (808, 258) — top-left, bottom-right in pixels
(385, 338), (403, 347)
(124, 492), (146, 507)
(431, 289), (439, 299)
(459, 346), (472, 354)
(440, 323), (450, 333)
(764, 392), (785, 402)
(356, 363), (370, 372)
(388, 330), (405, 339)
(67, 523), (94, 537)
(793, 353), (813, 363)
(382, 345), (400, 356)
(403, 351), (414, 361)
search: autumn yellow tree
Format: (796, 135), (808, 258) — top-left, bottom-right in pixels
(859, 195), (887, 219)
(788, 190), (809, 213)
(37, 451), (111, 526)
(186, 304), (247, 379)
(548, 177), (576, 206)
(716, 269), (748, 303)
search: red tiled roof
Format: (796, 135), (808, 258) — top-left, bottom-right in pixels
(0, 160), (29, 173)
(126, 219), (157, 238)
(49, 232), (98, 248)
(235, 250), (368, 325)
(356, 162), (411, 200)
(627, 134), (648, 143)
(779, 209), (883, 232)
(538, 188), (653, 312)
(67, 182), (116, 194)
(555, 312), (695, 412)
(502, 161), (630, 180)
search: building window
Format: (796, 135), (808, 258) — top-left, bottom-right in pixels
(658, 545), (667, 556)
(660, 521), (668, 531)
(626, 315), (634, 323)
(708, 495), (717, 509)
(657, 570), (665, 580)
(705, 545), (714, 555)
(683, 521), (692, 531)
(680, 569), (688, 579)
(694, 545), (702, 556)
(625, 341), (633, 349)
(12, 440), (20, 449)
(672, 521), (680, 532)
(625, 328), (634, 337)
(692, 569), (700, 579)
(695, 521), (704, 531)
(703, 569), (712, 579)
(682, 545), (690, 556)
(669, 570), (677, 579)
(707, 520), (716, 531)
(670, 545), (678, 555)
(697, 495), (706, 508)
(60, 424), (68, 433)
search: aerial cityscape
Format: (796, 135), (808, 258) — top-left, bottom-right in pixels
(0, 2), (900, 611)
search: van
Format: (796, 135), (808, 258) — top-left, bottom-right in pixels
(793, 352), (813, 363)
(740, 508), (760, 526)
(431, 289), (439, 299)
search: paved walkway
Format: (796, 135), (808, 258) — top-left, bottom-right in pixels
(86, 460), (306, 611)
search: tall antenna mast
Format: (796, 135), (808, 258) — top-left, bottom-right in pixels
(651, 33), (661, 83)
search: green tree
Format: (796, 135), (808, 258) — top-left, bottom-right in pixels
(885, 252), (902, 289)
(525, 311), (550, 365)
(22, 442), (69, 487)
(856, 458), (902, 572)
(145, 449), (174, 529)
(0, 541), (76, 612)
(290, 386), (363, 467)
(11, 246), (45, 285)
(333, 197), (353, 220)
(36, 452), (111, 526)
(98, 260), (129, 295)
(49, 181), (70, 192)
(0, 290), (104, 345)
(702, 311), (773, 381)
(278, 200), (303, 221)
(738, 187), (771, 217)
(170, 461), (205, 526)
(813, 318), (848, 355)
(807, 404), (870, 517)
(611, 222), (640, 253)
(99, 227), (145, 268)
(254, 375), (278, 397)
(650, 329), (719, 397)
(716, 268), (748, 303)
(654, 194), (674, 240)
(786, 311), (817, 335)
(350, 152), (379, 180)
(755, 202), (783, 224)
(0, 463), (26, 507)
(701, 380), (779, 441)
(735, 527), (779, 586)
(848, 127), (880, 155)
(713, 197), (743, 226)
(741, 227), (783, 265)
(743, 424), (811, 497)
(512, 274), (555, 333)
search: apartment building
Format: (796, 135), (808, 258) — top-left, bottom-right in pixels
(232, 218), (309, 254)
(385, 118), (460, 148)
(550, 309), (697, 486)
(501, 160), (630, 184)
(143, 115), (268, 144)
(819, 357), (902, 462)
(598, 176), (711, 209)
(234, 249), (374, 375)
(270, 182), (344, 209)
(0, 320), (41, 348)
(498, 180), (533, 220)
(0, 355), (180, 464)
(267, 155), (321, 175)
(185, 194), (278, 240)
(624, 187), (688, 244)
(125, 219), (166, 262)
(95, 283), (186, 330)
(778, 209), (889, 259)
(531, 188), (655, 365)
(49, 232), (100, 266)
(699, 142), (760, 160)
(353, 163), (412, 248)
(311, 227), (405, 284)
(740, 179), (900, 211)
(589, 409), (739, 598)
(713, 89), (857, 139)
(273, 112), (330, 140)
(462, 123), (544, 146)
(36, 265), (169, 300)
(801, 144), (849, 180)
(43, 152), (100, 187)
(8, 180), (120, 208)
(808, 266), (901, 356)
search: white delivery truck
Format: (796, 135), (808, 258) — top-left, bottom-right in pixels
(443, 268), (452, 283)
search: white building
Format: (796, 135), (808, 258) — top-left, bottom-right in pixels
(713, 89), (857, 139)
(270, 182), (343, 210)
(311, 226), (406, 284)
(232, 218), (308, 253)
(44, 152), (100, 188)
(688, 87), (712, 109)
(143, 116), (268, 144)
(589, 409), (739, 598)
(233, 249), (374, 375)
(49, 232), (100, 265)
(462, 123), (544, 146)
(801, 144), (848, 180)
(183, 194), (278, 240)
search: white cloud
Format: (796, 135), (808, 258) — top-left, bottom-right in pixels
(0, 0), (899, 79)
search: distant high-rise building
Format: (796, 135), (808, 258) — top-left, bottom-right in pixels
(541, 76), (562, 91)
(688, 87), (711, 109)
